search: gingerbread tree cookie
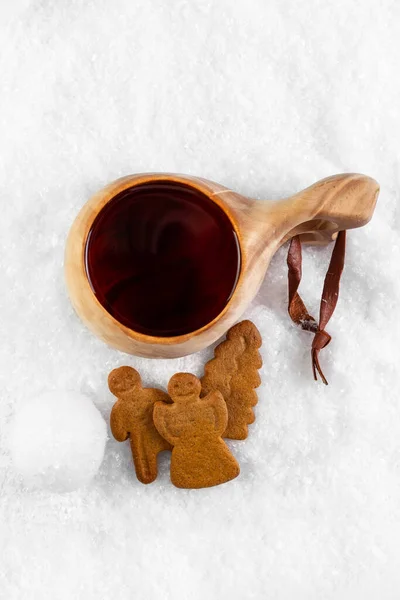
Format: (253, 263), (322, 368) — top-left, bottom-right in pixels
(153, 373), (240, 489)
(109, 366), (172, 484)
(200, 320), (262, 440)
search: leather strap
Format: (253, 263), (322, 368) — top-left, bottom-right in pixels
(287, 230), (346, 385)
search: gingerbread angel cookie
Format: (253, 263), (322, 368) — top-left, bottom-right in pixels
(109, 366), (172, 484)
(200, 320), (262, 440)
(153, 373), (240, 489)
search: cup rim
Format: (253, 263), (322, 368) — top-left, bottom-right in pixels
(75, 173), (246, 346)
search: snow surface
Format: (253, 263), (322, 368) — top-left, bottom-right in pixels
(1, 1), (399, 598)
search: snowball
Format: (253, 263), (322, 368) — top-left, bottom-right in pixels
(9, 391), (107, 492)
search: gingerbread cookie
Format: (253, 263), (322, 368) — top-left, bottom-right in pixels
(153, 373), (240, 489)
(109, 366), (172, 484)
(201, 320), (262, 440)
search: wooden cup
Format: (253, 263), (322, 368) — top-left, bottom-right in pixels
(65, 172), (379, 358)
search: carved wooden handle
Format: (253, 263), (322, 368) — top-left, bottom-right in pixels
(276, 173), (380, 245)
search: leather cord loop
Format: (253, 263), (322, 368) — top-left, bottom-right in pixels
(287, 230), (346, 385)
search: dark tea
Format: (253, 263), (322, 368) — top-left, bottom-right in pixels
(85, 181), (241, 337)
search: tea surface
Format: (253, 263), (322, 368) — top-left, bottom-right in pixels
(85, 181), (240, 336)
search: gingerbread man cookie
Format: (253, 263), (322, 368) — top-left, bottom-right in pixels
(153, 373), (240, 489)
(109, 366), (172, 484)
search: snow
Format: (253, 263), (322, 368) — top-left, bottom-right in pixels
(9, 391), (107, 492)
(0, 0), (399, 598)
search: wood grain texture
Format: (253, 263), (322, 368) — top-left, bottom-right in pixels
(64, 172), (379, 358)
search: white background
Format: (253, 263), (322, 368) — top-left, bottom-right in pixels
(1, 1), (399, 598)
